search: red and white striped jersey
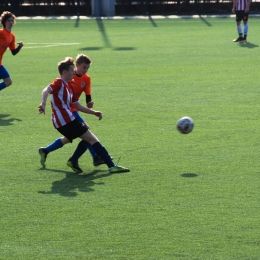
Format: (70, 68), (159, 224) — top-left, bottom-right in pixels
(236, 0), (248, 11)
(48, 78), (79, 128)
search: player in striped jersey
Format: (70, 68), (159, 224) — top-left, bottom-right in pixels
(0, 11), (23, 91)
(232, 0), (251, 42)
(40, 54), (107, 173)
(38, 57), (130, 174)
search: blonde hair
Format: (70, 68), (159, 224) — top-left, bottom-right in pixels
(58, 57), (74, 75)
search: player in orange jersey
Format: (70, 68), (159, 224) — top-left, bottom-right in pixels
(0, 11), (23, 91)
(67, 54), (109, 172)
(38, 54), (110, 173)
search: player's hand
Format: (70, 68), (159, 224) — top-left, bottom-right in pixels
(231, 8), (235, 13)
(245, 7), (249, 13)
(38, 103), (45, 114)
(94, 111), (102, 120)
(87, 101), (94, 108)
(17, 42), (24, 48)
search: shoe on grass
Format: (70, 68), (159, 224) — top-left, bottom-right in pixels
(109, 165), (130, 174)
(67, 160), (83, 173)
(93, 156), (114, 167)
(39, 147), (48, 168)
(233, 37), (243, 42)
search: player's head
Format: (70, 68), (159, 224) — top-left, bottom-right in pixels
(76, 54), (92, 65)
(58, 57), (75, 81)
(1, 11), (16, 28)
(75, 54), (92, 76)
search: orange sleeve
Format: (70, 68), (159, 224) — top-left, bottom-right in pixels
(8, 32), (16, 51)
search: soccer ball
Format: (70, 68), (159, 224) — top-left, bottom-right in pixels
(177, 116), (194, 134)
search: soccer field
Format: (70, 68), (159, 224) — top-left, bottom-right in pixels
(0, 17), (260, 259)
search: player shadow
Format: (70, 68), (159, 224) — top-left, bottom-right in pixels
(199, 15), (212, 27)
(238, 42), (259, 49)
(0, 114), (22, 126)
(38, 168), (112, 197)
(79, 18), (136, 51)
(181, 173), (198, 177)
(74, 15), (80, 28)
(148, 15), (158, 27)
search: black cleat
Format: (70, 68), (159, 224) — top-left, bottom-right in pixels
(233, 37), (243, 42)
(93, 156), (114, 167)
(39, 147), (48, 167)
(67, 160), (83, 173)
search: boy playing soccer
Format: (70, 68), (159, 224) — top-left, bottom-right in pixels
(39, 54), (106, 173)
(232, 0), (251, 42)
(38, 57), (129, 174)
(0, 11), (23, 91)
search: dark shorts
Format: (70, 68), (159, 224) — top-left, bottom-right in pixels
(236, 11), (249, 22)
(0, 65), (10, 79)
(57, 119), (88, 143)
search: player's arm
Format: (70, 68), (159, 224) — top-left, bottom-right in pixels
(86, 95), (94, 108)
(11, 42), (23, 56)
(245, 0), (251, 12)
(38, 86), (52, 114)
(232, 0), (236, 12)
(74, 101), (102, 120)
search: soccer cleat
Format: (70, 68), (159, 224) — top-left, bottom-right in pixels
(67, 160), (83, 173)
(109, 165), (130, 174)
(39, 147), (48, 167)
(233, 37), (243, 42)
(93, 156), (106, 167)
(93, 156), (114, 167)
(243, 36), (247, 42)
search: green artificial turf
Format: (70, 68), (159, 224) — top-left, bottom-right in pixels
(0, 17), (260, 259)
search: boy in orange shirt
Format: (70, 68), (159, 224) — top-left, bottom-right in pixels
(67, 54), (107, 172)
(0, 11), (23, 91)
(39, 54), (110, 173)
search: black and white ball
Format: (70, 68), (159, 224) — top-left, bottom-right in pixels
(177, 116), (194, 134)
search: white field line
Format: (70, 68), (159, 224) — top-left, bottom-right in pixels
(23, 43), (80, 49)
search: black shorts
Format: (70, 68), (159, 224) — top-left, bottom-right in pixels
(236, 11), (249, 22)
(56, 119), (88, 143)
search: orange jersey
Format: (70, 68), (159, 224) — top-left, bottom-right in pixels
(0, 28), (16, 65)
(70, 72), (91, 112)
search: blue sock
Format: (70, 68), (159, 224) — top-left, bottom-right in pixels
(244, 24), (248, 36)
(69, 140), (89, 162)
(0, 82), (7, 91)
(92, 142), (114, 168)
(45, 138), (63, 153)
(88, 143), (98, 158)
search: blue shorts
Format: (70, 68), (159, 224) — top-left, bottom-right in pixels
(72, 111), (84, 123)
(0, 65), (10, 79)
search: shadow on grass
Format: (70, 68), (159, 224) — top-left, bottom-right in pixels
(181, 173), (198, 177)
(0, 114), (22, 126)
(199, 15), (212, 27)
(38, 168), (112, 197)
(148, 16), (158, 27)
(238, 42), (259, 48)
(78, 18), (136, 51)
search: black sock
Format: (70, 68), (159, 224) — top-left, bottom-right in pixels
(92, 142), (115, 168)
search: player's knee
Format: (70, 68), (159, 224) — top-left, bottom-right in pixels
(61, 137), (70, 144)
(4, 78), (12, 87)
